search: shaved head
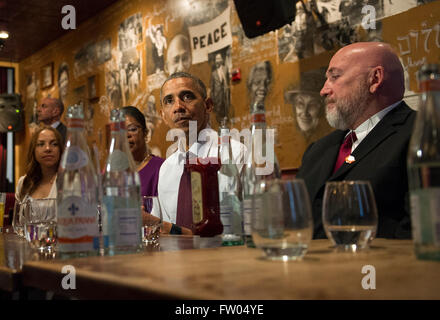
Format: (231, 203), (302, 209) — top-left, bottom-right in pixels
(332, 42), (405, 101)
(321, 42), (405, 130)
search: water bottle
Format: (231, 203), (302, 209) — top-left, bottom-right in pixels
(242, 101), (281, 248)
(218, 119), (244, 246)
(57, 104), (100, 257)
(101, 109), (143, 255)
(408, 63), (440, 261)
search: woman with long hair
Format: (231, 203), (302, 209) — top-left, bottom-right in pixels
(16, 126), (64, 201)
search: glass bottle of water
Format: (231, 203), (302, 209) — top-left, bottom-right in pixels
(408, 63), (440, 261)
(242, 101), (281, 248)
(218, 118), (244, 246)
(57, 104), (100, 257)
(101, 109), (142, 255)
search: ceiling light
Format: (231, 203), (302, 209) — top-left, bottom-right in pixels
(0, 31), (9, 39)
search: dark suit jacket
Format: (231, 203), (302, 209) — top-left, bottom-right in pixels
(56, 121), (67, 144)
(296, 101), (416, 239)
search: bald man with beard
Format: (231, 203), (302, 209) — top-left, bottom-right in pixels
(296, 42), (416, 240)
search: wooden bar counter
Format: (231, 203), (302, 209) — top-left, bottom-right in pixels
(20, 236), (440, 300)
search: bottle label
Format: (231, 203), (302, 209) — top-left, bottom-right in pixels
(220, 193), (233, 234)
(103, 196), (141, 247)
(67, 118), (84, 128)
(191, 171), (203, 224)
(243, 196), (262, 236)
(114, 207), (141, 246)
(57, 196), (99, 252)
(420, 79), (440, 92)
(62, 146), (89, 171)
(410, 189), (440, 245)
(108, 150), (130, 171)
(251, 113), (266, 124)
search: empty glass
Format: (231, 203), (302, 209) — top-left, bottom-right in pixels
(142, 196), (163, 246)
(12, 197), (30, 237)
(322, 181), (378, 252)
(24, 198), (57, 252)
(251, 178), (313, 261)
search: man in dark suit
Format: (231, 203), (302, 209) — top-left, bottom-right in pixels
(296, 42), (416, 239)
(37, 97), (67, 143)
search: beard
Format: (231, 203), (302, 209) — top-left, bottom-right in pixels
(325, 79), (370, 130)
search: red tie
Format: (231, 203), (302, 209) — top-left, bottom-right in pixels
(333, 131), (357, 173)
(176, 153), (194, 229)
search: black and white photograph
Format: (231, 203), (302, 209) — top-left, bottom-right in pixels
(338, 0), (384, 26)
(96, 39), (111, 65)
(106, 67), (123, 108)
(284, 68), (327, 139)
(118, 13), (142, 52)
(165, 33), (192, 75)
(145, 23), (167, 90)
(279, 0), (385, 62)
(88, 75), (98, 100)
(208, 46), (231, 124)
(73, 43), (96, 78)
(41, 62), (53, 89)
(117, 14), (143, 102)
(278, 1), (320, 63)
(25, 71), (40, 137)
(57, 62), (69, 103)
(146, 24), (167, 75)
(247, 61), (273, 113)
(167, 0), (229, 27)
(73, 85), (86, 105)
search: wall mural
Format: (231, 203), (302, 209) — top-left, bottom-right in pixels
(18, 0), (440, 173)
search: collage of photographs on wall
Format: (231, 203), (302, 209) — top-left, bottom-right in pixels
(20, 0), (439, 175)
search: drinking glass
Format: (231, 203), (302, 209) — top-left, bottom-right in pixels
(322, 181), (378, 252)
(142, 196), (163, 246)
(24, 198), (57, 252)
(251, 178), (313, 261)
(12, 197), (30, 237)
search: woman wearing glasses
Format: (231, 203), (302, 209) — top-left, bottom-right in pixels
(122, 106), (164, 197)
(122, 106), (191, 235)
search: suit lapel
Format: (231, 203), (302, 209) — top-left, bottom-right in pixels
(307, 130), (346, 200)
(331, 101), (413, 179)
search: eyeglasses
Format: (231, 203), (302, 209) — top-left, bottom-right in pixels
(126, 125), (141, 133)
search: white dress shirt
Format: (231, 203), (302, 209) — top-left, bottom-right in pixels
(51, 121), (60, 129)
(156, 127), (246, 224)
(351, 100), (402, 153)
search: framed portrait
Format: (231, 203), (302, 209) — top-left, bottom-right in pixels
(73, 85), (86, 105)
(88, 75), (99, 100)
(41, 62), (54, 89)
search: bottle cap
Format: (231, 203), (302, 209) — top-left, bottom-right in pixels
(109, 109), (121, 131)
(66, 104), (84, 119)
(66, 104), (84, 128)
(418, 64), (440, 92)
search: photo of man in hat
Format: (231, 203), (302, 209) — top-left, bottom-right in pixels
(284, 68), (327, 138)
